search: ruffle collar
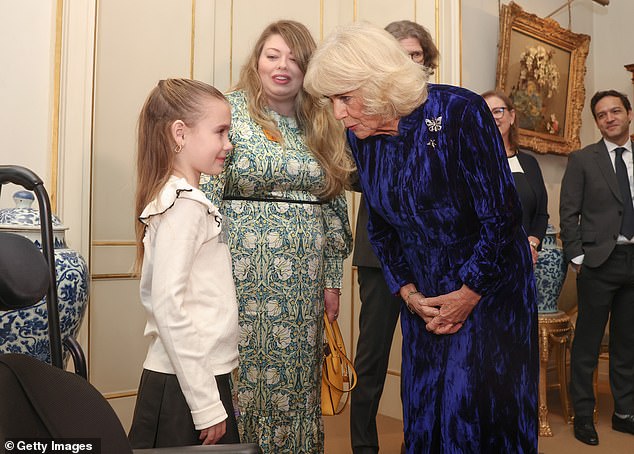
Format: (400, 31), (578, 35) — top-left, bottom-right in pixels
(139, 176), (214, 225)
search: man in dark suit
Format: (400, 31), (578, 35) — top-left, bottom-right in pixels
(560, 89), (634, 446)
(349, 20), (438, 454)
(349, 200), (402, 454)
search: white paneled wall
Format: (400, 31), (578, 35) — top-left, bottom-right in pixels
(0, 1), (56, 207)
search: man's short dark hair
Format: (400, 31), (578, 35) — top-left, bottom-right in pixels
(590, 89), (632, 119)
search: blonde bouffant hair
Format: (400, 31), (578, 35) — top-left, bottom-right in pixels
(234, 20), (354, 199)
(304, 21), (429, 120)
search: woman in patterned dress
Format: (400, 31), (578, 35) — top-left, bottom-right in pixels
(305, 23), (538, 453)
(200, 20), (353, 454)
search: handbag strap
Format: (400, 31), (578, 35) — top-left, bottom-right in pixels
(323, 314), (358, 392)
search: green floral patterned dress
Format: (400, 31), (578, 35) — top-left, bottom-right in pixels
(200, 90), (352, 454)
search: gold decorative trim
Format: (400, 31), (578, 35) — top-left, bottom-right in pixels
(92, 273), (138, 280)
(92, 240), (136, 247)
(458, 0), (462, 86)
(88, 0), (100, 384)
(320, 0), (324, 40)
(626, 64), (634, 141)
(104, 390), (138, 400)
(625, 63), (634, 84)
(229, 0), (234, 87)
(50, 0), (64, 213)
(349, 191), (359, 357)
(190, 0), (196, 78)
(435, 0), (440, 83)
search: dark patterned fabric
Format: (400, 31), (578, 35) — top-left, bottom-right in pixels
(347, 84), (539, 453)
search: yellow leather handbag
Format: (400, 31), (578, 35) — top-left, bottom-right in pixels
(321, 313), (358, 415)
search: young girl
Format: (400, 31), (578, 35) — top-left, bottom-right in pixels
(128, 78), (239, 448)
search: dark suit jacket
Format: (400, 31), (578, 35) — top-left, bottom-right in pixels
(559, 139), (634, 267)
(352, 194), (382, 268)
(515, 151), (549, 243)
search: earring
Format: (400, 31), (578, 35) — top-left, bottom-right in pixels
(174, 144), (182, 153)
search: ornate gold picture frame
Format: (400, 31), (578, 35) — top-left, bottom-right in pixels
(496, 2), (590, 155)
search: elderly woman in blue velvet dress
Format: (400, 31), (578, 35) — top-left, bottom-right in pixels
(304, 22), (538, 453)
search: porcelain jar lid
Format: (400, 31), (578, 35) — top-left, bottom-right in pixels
(0, 191), (67, 232)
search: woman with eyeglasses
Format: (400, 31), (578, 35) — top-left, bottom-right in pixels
(482, 90), (549, 264)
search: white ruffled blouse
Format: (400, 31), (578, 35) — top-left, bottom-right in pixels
(139, 176), (238, 429)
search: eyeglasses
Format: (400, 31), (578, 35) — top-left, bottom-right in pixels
(408, 51), (424, 63)
(490, 107), (508, 119)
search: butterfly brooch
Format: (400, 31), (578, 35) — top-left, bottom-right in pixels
(425, 116), (442, 132)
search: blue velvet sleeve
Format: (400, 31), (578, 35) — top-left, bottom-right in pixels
(455, 98), (523, 295)
(365, 201), (415, 293)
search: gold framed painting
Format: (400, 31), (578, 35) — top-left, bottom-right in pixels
(496, 1), (591, 155)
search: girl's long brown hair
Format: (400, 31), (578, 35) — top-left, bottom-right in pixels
(134, 78), (226, 274)
(234, 20), (354, 199)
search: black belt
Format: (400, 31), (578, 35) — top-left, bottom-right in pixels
(223, 194), (324, 205)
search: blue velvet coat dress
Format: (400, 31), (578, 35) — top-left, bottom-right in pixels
(347, 84), (538, 453)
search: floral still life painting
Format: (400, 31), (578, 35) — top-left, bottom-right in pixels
(512, 45), (561, 134)
(496, 1), (590, 155)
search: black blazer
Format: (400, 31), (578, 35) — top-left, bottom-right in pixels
(560, 140), (634, 267)
(515, 150), (549, 243)
(352, 194), (382, 268)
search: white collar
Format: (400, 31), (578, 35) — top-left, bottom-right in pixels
(604, 139), (633, 154)
(139, 175), (215, 225)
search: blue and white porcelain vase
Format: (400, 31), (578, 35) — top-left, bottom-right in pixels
(0, 191), (89, 364)
(534, 224), (567, 313)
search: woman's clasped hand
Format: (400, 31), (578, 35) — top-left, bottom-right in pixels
(403, 285), (480, 334)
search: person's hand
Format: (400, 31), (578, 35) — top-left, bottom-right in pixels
(399, 285), (440, 323)
(528, 236), (540, 266)
(570, 262), (582, 274)
(199, 420), (226, 445)
(529, 244), (539, 265)
(324, 288), (341, 322)
(530, 248), (539, 265)
(424, 285), (481, 335)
